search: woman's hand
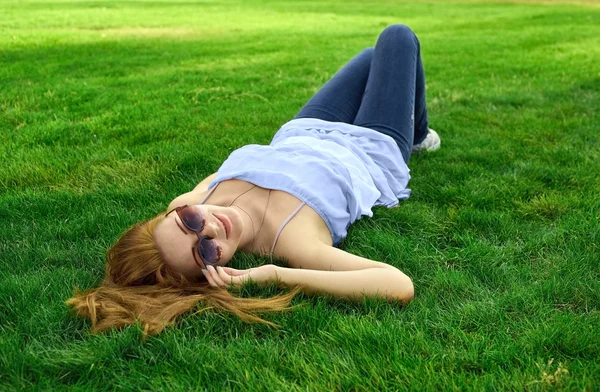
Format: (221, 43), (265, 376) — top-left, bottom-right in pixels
(201, 264), (278, 289)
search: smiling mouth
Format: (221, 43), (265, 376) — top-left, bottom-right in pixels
(213, 214), (230, 239)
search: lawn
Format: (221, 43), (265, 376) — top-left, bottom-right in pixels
(1, 0), (599, 390)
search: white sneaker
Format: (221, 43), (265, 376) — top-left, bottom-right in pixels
(413, 128), (441, 152)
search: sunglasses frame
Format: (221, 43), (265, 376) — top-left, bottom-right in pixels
(165, 205), (219, 269)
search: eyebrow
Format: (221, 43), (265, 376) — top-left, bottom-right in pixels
(174, 216), (188, 235)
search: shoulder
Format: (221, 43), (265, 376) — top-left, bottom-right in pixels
(269, 200), (333, 257)
(271, 203), (395, 272)
(169, 178), (262, 211)
(167, 173), (216, 210)
(168, 189), (210, 211)
(169, 172), (217, 207)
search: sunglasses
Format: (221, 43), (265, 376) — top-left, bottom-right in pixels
(165, 205), (221, 269)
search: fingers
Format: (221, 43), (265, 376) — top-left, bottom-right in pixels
(222, 267), (252, 276)
(202, 265), (227, 288)
(202, 265), (247, 288)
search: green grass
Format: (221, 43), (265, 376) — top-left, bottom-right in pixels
(1, 0), (599, 390)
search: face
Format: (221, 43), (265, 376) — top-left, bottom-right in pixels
(154, 204), (244, 279)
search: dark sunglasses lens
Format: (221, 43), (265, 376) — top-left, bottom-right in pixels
(179, 207), (204, 231)
(198, 238), (219, 265)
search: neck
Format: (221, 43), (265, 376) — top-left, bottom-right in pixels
(231, 204), (259, 253)
(226, 183), (271, 254)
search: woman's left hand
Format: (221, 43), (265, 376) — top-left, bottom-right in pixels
(202, 264), (278, 289)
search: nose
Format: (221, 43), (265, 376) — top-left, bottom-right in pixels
(201, 220), (220, 239)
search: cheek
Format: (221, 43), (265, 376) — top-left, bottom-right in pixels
(218, 247), (234, 266)
(222, 246), (232, 262)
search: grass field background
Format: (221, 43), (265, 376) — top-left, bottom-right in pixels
(1, 0), (599, 390)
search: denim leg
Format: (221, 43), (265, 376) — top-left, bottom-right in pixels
(354, 24), (429, 163)
(413, 53), (429, 146)
(294, 48), (373, 123)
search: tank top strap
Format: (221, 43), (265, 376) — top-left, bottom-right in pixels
(270, 201), (306, 256)
(198, 183), (220, 205)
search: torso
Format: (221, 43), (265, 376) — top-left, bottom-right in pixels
(195, 179), (333, 259)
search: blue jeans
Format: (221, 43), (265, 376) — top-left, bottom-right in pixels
(295, 24), (429, 163)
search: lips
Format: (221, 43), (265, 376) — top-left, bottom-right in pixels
(213, 213), (231, 240)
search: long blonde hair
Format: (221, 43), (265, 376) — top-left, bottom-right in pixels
(66, 214), (299, 335)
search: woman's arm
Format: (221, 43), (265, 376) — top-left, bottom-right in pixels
(282, 243), (413, 302)
(204, 243), (414, 303)
(273, 265), (414, 303)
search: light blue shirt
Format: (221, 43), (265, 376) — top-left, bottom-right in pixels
(210, 118), (411, 245)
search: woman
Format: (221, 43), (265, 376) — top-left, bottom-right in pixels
(67, 24), (441, 335)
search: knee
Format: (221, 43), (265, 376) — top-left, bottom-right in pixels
(356, 47), (375, 62)
(361, 47), (375, 57)
(377, 24), (419, 51)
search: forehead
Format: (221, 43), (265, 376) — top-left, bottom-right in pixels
(153, 214), (201, 276)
